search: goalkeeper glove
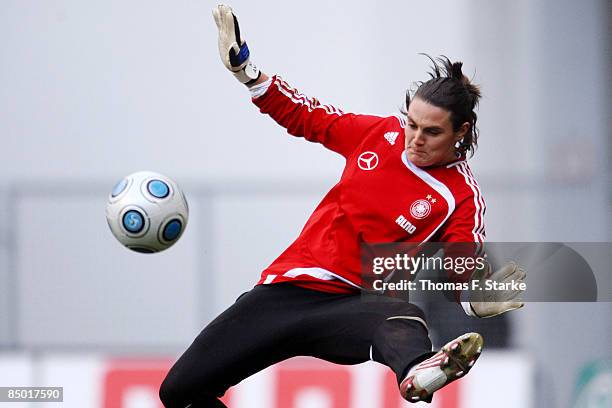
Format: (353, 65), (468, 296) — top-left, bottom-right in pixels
(463, 261), (526, 318)
(212, 4), (261, 85)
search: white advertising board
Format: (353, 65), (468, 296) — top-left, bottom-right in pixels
(0, 352), (532, 408)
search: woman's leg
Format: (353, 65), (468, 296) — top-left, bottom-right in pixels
(294, 290), (482, 404)
(159, 284), (435, 407)
(289, 291), (434, 382)
(159, 285), (300, 407)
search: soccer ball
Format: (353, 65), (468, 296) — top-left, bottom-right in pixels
(105, 171), (189, 253)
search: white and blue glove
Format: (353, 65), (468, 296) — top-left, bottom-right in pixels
(462, 261), (526, 318)
(213, 4), (261, 84)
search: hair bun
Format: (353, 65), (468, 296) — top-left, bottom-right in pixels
(410, 54), (483, 157)
(451, 61), (464, 81)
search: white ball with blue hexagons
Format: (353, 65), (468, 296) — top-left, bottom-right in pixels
(105, 171), (189, 253)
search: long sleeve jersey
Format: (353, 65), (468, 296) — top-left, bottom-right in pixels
(252, 76), (486, 294)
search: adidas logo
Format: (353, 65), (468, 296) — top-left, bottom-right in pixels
(384, 131), (399, 146)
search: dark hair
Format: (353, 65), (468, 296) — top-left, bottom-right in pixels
(405, 54), (482, 157)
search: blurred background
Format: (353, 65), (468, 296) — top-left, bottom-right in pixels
(0, 0), (610, 407)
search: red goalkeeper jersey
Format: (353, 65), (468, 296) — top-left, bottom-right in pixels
(252, 76), (486, 293)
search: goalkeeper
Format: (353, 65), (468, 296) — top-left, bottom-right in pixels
(159, 5), (526, 407)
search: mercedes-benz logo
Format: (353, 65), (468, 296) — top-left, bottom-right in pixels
(357, 151), (379, 171)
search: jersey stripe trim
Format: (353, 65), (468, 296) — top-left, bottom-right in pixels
(457, 162), (486, 242)
(262, 274), (277, 284)
(274, 78), (319, 112)
(456, 163), (481, 242)
(455, 163), (486, 255)
(282, 267), (362, 289)
(393, 114), (407, 129)
(462, 163), (487, 238)
(400, 152), (456, 243)
(274, 76), (344, 116)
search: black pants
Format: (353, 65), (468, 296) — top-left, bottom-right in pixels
(159, 283), (432, 408)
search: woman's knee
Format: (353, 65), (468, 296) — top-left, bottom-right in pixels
(159, 364), (227, 408)
(159, 369), (184, 407)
